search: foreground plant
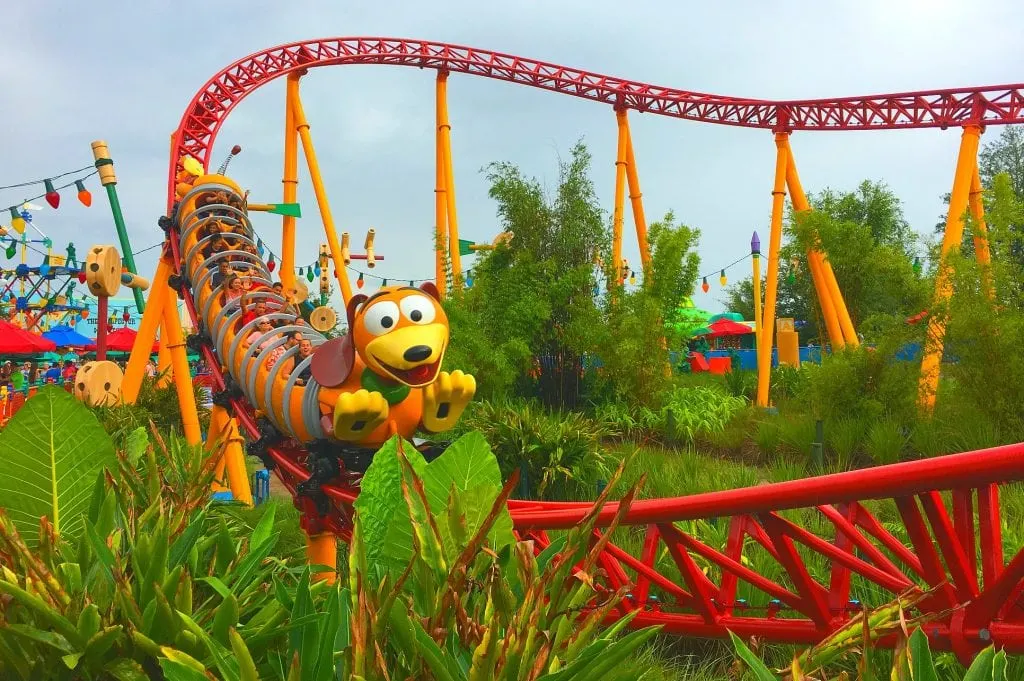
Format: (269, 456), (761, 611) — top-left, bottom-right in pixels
(0, 422), (298, 680)
(729, 588), (1010, 680)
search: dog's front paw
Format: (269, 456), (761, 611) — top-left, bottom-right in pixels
(422, 370), (476, 433)
(332, 389), (389, 441)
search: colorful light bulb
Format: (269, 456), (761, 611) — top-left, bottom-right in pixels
(357, 272), (364, 289)
(719, 269), (727, 287)
(44, 179), (60, 209)
(75, 180), (92, 207)
(701, 277), (709, 293)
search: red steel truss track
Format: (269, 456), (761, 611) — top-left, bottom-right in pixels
(164, 39), (1024, 658)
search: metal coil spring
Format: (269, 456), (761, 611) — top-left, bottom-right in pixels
(174, 183), (328, 441)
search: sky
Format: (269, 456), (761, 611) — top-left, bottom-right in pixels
(1, 0), (1023, 322)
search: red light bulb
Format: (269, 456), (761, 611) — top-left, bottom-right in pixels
(701, 277), (709, 293)
(44, 179), (60, 209)
(357, 272), (364, 289)
(77, 271), (87, 284)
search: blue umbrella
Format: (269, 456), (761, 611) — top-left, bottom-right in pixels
(42, 325), (96, 349)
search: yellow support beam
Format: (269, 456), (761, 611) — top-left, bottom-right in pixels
(437, 71), (463, 291)
(289, 83), (354, 306)
(611, 109), (629, 288)
(162, 293), (202, 446)
(281, 73), (301, 291)
(969, 165), (994, 299)
(756, 133), (790, 408)
(122, 258), (172, 403)
(918, 124), (983, 412)
(622, 113), (651, 271)
(784, 146), (856, 348)
(435, 73), (449, 299)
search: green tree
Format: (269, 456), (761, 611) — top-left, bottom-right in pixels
(979, 125), (1024, 197)
(726, 181), (928, 343)
(443, 140), (608, 407)
(591, 213), (702, 406)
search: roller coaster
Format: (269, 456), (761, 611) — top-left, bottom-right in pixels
(115, 38), (1024, 659)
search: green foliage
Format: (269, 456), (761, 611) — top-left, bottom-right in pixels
(0, 420), (298, 681)
(661, 385), (746, 445)
(796, 345), (918, 425)
(96, 376), (210, 447)
(354, 432), (516, 575)
(730, 612), (1010, 681)
(461, 398), (616, 499)
(444, 140), (608, 407)
(0, 386), (116, 545)
(864, 419), (906, 465)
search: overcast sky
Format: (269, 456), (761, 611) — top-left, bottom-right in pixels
(2, 0), (1022, 320)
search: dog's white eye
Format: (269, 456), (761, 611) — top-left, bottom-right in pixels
(362, 301), (400, 336)
(400, 295), (436, 325)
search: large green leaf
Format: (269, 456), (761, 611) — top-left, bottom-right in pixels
(0, 387), (116, 545)
(378, 431), (516, 573)
(352, 436), (427, 568)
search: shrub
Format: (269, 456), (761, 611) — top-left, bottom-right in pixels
(864, 418), (906, 465)
(96, 375), (210, 446)
(826, 416), (864, 469)
(754, 417), (782, 457)
(461, 398), (617, 499)
(660, 385), (746, 445)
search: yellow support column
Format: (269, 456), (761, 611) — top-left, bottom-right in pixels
(306, 532), (337, 584)
(156, 339), (172, 387)
(206, 405), (229, 493)
(806, 250), (845, 349)
(969, 166), (994, 299)
(622, 114), (651, 271)
(161, 293), (202, 445)
(918, 125), (983, 412)
(289, 83), (354, 306)
(611, 109), (629, 287)
(437, 72), (463, 291)
(280, 74), (301, 290)
(756, 133), (790, 408)
(434, 73), (449, 299)
(122, 258), (171, 403)
(784, 146), (856, 347)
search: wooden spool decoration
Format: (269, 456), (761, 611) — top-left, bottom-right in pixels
(309, 305), (338, 332)
(84, 245), (122, 297)
(74, 360), (123, 407)
(285, 280), (309, 304)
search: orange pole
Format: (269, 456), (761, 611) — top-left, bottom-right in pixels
(206, 405), (229, 493)
(156, 335), (172, 387)
(918, 125), (983, 411)
(611, 109), (629, 288)
(121, 258), (171, 404)
(756, 134), (790, 407)
(434, 73), (449, 298)
(306, 532), (337, 584)
(436, 72), (463, 291)
(290, 83), (354, 306)
(969, 165), (994, 299)
(622, 114), (651, 271)
(280, 74), (301, 290)
(784, 146), (855, 347)
(161, 292), (202, 445)
(806, 251), (844, 349)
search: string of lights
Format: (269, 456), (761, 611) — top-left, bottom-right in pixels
(0, 165), (96, 192)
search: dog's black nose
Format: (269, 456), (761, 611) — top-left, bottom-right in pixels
(403, 345), (432, 362)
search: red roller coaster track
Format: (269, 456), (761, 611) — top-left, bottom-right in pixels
(165, 38), (1024, 660)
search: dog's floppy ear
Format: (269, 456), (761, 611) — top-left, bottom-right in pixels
(310, 334), (354, 388)
(346, 293), (368, 328)
(419, 281), (440, 302)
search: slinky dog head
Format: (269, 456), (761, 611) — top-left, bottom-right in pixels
(310, 282), (448, 389)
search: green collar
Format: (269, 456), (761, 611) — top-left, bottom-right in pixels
(361, 368), (410, 406)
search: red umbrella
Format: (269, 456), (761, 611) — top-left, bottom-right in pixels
(103, 327), (159, 353)
(707, 318), (755, 338)
(0, 320), (58, 354)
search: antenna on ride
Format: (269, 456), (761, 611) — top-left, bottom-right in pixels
(217, 145), (243, 175)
